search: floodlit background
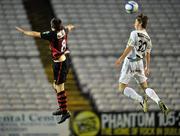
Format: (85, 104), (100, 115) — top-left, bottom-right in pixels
(0, 0), (180, 135)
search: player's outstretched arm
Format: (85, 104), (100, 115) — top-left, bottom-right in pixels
(65, 24), (76, 32)
(115, 46), (133, 67)
(15, 26), (41, 38)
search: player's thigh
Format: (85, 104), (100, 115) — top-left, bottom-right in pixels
(134, 60), (147, 86)
(52, 60), (68, 93)
(64, 54), (71, 75)
(52, 61), (62, 82)
(54, 59), (70, 85)
(119, 59), (131, 85)
(59, 56), (71, 83)
(54, 56), (71, 93)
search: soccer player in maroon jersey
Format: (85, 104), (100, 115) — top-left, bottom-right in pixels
(16, 18), (75, 124)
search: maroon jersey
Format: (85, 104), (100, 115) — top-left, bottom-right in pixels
(41, 27), (69, 60)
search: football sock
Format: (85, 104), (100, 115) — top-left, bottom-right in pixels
(123, 87), (143, 103)
(145, 88), (160, 104)
(57, 90), (67, 113)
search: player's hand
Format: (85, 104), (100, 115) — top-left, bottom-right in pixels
(66, 24), (75, 31)
(15, 26), (25, 33)
(144, 67), (150, 76)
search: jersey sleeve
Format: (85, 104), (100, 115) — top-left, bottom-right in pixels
(40, 31), (52, 40)
(127, 31), (136, 47)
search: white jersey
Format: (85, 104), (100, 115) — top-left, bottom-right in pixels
(119, 29), (152, 84)
(127, 30), (152, 59)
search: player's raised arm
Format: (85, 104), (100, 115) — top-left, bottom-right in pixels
(15, 26), (41, 38)
(65, 24), (76, 32)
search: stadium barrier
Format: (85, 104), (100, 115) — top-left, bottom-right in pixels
(70, 110), (180, 136)
(0, 111), (69, 136)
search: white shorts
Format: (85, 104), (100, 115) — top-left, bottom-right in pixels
(119, 58), (147, 84)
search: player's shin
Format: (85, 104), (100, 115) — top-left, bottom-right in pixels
(57, 90), (67, 113)
(52, 83), (68, 115)
(123, 87), (143, 103)
(145, 88), (160, 104)
(56, 83), (67, 113)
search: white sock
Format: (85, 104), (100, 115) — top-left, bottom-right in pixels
(145, 88), (160, 104)
(123, 87), (143, 103)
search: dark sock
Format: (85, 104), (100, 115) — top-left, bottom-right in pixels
(57, 91), (67, 113)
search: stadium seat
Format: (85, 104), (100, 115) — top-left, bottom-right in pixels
(1, 0), (179, 112)
(0, 0), (54, 111)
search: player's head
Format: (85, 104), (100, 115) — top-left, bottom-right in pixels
(51, 17), (62, 31)
(134, 13), (148, 30)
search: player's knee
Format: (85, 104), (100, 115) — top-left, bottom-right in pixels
(53, 82), (64, 93)
(140, 82), (148, 90)
(52, 82), (56, 90)
(141, 86), (147, 90)
(118, 83), (126, 94)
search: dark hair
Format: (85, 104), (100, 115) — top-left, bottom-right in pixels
(50, 17), (62, 31)
(136, 13), (148, 29)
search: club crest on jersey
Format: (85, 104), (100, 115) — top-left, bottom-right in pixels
(57, 29), (66, 39)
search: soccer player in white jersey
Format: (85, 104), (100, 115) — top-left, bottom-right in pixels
(115, 14), (170, 115)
